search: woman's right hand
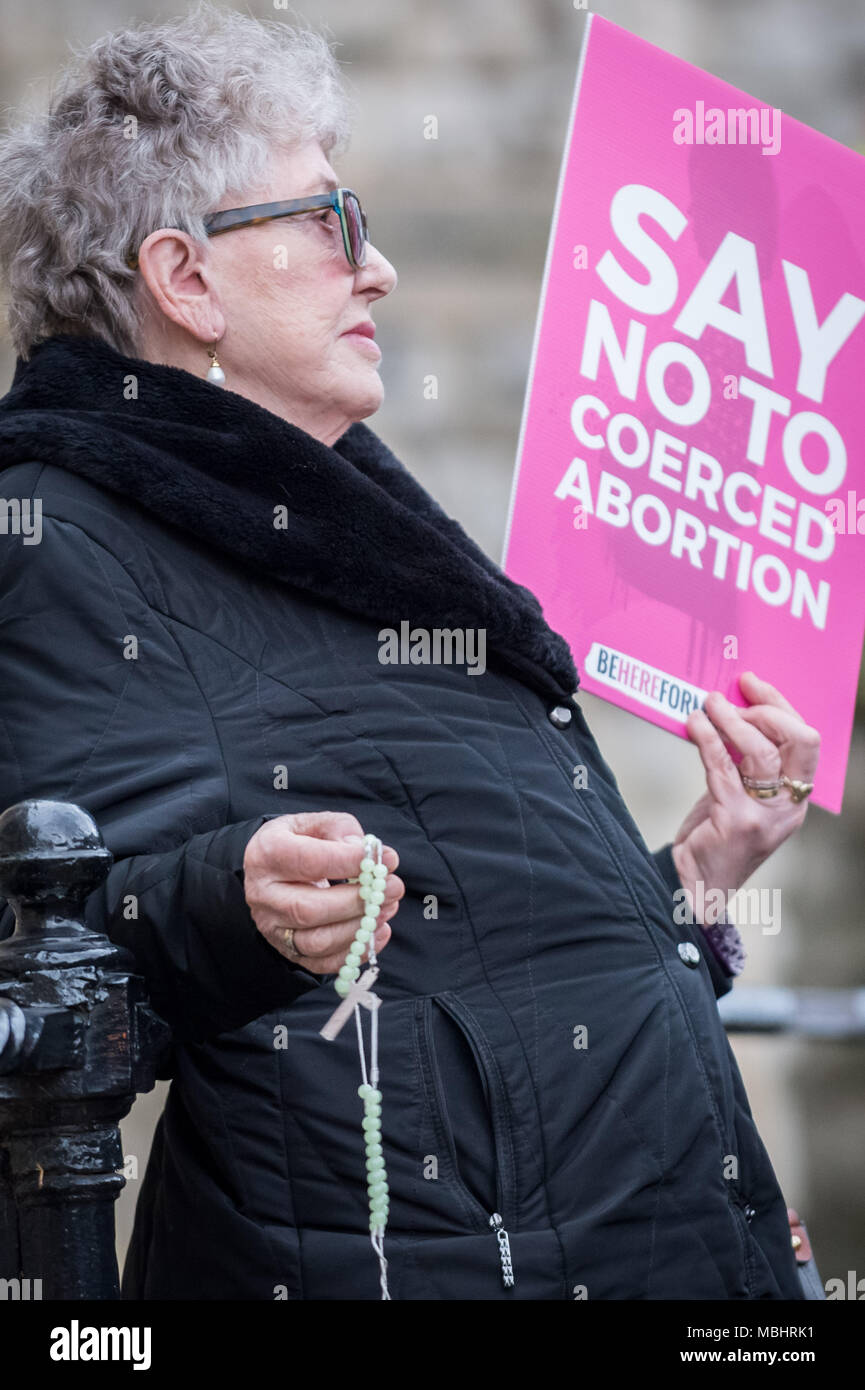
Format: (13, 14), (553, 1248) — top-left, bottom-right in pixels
(242, 811), (404, 973)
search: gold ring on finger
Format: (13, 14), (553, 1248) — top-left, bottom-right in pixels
(781, 776), (814, 803)
(740, 773), (784, 798)
(740, 772), (814, 802)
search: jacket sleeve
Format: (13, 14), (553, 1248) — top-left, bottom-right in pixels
(652, 843), (735, 1000)
(0, 505), (318, 1041)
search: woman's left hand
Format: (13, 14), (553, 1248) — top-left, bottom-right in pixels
(671, 671), (821, 921)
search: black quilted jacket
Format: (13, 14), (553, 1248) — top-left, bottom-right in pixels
(0, 335), (802, 1300)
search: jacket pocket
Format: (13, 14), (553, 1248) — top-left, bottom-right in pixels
(414, 991), (518, 1288)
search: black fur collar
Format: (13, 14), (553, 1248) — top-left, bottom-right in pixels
(0, 334), (578, 702)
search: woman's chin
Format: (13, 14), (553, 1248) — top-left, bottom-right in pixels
(342, 378), (384, 419)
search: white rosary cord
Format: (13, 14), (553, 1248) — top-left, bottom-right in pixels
(325, 833), (391, 1300)
(354, 839), (390, 1300)
(354, 1003), (369, 1090)
(354, 1000), (390, 1299)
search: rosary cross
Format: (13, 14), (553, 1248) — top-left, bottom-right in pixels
(320, 966), (381, 1041)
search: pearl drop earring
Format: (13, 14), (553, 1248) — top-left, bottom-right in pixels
(206, 346), (226, 386)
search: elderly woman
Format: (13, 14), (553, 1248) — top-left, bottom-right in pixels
(0, 5), (819, 1300)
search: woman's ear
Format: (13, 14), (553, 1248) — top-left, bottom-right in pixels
(136, 228), (225, 344)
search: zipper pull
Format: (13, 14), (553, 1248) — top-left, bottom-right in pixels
(489, 1212), (515, 1289)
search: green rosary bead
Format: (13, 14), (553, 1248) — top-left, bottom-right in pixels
(336, 836), (392, 1247)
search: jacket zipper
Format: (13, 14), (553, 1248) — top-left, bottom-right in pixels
(729, 1191), (757, 1295)
(731, 1189), (757, 1225)
(489, 1211), (515, 1288)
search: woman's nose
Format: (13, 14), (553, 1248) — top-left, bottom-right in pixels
(360, 241), (398, 296)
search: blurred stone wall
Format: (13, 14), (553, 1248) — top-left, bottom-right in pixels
(0, 0), (862, 1292)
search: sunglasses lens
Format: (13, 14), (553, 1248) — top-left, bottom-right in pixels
(344, 193), (366, 265)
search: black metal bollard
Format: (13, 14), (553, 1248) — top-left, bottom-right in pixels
(0, 800), (169, 1300)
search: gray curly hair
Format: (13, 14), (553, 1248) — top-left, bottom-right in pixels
(0, 2), (356, 358)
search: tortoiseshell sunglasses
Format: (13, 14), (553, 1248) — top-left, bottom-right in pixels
(125, 187), (369, 271)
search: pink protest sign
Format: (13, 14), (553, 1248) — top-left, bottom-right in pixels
(502, 13), (865, 813)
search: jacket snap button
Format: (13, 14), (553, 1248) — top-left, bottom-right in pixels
(677, 941), (701, 967)
(548, 704), (573, 729)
